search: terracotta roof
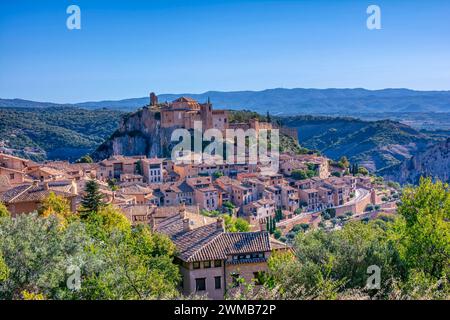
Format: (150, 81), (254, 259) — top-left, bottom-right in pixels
(174, 97), (197, 103)
(156, 213), (272, 262)
(0, 183), (76, 204)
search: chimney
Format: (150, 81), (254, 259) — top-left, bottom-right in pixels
(216, 217), (225, 231)
(182, 218), (191, 232)
(179, 202), (187, 219)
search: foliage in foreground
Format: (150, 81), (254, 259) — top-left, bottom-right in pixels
(0, 177), (448, 300)
(0, 192), (180, 300)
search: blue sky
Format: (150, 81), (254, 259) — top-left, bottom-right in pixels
(1, 0), (449, 103)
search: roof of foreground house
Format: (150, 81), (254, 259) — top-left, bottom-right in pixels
(156, 212), (272, 262)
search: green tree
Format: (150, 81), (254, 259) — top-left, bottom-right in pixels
(292, 170), (308, 180)
(395, 177), (450, 279)
(275, 209), (283, 222)
(0, 202), (10, 218)
(213, 171), (224, 179)
(107, 178), (119, 192)
(135, 160), (143, 175)
(358, 167), (369, 175)
(222, 201), (235, 214)
(76, 155), (93, 163)
(0, 253), (9, 282)
(38, 192), (73, 224)
(338, 156), (350, 169)
(80, 180), (106, 217)
(0, 214), (90, 299)
(224, 215), (250, 232)
(81, 224), (180, 299)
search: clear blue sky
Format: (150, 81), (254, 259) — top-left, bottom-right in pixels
(1, 0), (449, 103)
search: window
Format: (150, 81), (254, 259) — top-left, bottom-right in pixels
(215, 276), (221, 289)
(214, 260), (222, 268)
(193, 262), (200, 269)
(9, 173), (14, 179)
(195, 278), (206, 291)
(203, 261), (211, 268)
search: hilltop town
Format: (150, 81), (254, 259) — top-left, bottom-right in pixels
(0, 95), (400, 299)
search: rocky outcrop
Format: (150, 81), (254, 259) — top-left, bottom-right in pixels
(380, 138), (450, 184)
(92, 107), (175, 161)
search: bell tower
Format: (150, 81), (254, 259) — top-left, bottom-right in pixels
(150, 92), (158, 106)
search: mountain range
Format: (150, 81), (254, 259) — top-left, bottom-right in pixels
(2, 88), (450, 114)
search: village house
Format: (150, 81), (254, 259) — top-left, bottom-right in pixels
(118, 184), (155, 205)
(0, 153), (32, 185)
(298, 188), (321, 212)
(154, 206), (282, 300)
(242, 198), (276, 230)
(97, 156), (144, 181)
(141, 158), (164, 184)
(0, 181), (77, 216)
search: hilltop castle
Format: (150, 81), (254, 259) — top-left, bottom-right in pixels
(150, 93), (229, 132)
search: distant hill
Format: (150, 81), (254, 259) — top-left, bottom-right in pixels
(281, 115), (444, 172)
(3, 88), (450, 114)
(0, 107), (124, 161)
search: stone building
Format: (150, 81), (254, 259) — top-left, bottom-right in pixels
(158, 96), (229, 133)
(154, 207), (282, 299)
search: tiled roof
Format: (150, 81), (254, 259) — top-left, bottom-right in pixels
(177, 181), (194, 193)
(0, 183), (76, 203)
(156, 213), (272, 262)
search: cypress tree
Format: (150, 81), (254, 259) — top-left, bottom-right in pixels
(80, 180), (106, 217)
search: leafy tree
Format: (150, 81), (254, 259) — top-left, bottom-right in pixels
(107, 178), (119, 192)
(0, 253), (9, 282)
(292, 170), (308, 180)
(224, 215), (250, 232)
(358, 167), (369, 175)
(338, 156), (350, 169)
(395, 177), (450, 279)
(80, 180), (106, 216)
(38, 192), (73, 224)
(0, 214), (90, 299)
(0, 202), (10, 218)
(213, 171), (224, 179)
(135, 160), (143, 175)
(331, 171), (342, 178)
(76, 155), (93, 163)
(80, 224), (180, 299)
(273, 229), (282, 239)
(222, 201), (235, 214)
(267, 220), (402, 298)
(85, 205), (131, 240)
(200, 209), (221, 217)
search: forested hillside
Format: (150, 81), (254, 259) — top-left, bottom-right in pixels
(281, 115), (445, 172)
(0, 107), (124, 161)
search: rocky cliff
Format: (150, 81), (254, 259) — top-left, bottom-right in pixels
(380, 138), (450, 184)
(92, 107), (174, 161)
